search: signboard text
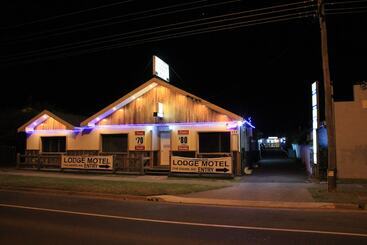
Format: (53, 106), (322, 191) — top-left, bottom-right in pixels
(171, 156), (232, 174)
(61, 155), (113, 170)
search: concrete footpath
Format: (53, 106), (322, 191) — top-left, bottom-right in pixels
(1, 168), (365, 210)
(150, 195), (354, 210)
(182, 182), (316, 202)
(153, 182), (366, 210)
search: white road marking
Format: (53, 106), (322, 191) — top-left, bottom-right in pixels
(1, 203), (367, 238)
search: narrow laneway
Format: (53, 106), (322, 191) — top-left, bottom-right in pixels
(244, 150), (309, 183)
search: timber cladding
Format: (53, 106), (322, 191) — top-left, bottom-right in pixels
(35, 117), (67, 130)
(97, 84), (231, 125)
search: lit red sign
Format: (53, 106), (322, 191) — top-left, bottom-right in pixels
(178, 145), (189, 151)
(135, 131), (145, 135)
(135, 131), (145, 150)
(177, 130), (189, 151)
(178, 130), (189, 135)
(135, 146), (145, 150)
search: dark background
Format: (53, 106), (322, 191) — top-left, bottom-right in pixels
(0, 0), (366, 148)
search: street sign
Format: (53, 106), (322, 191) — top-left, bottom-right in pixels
(171, 156), (232, 174)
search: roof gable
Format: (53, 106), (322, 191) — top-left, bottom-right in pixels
(17, 110), (75, 132)
(81, 77), (242, 126)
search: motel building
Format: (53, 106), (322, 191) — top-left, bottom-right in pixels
(17, 56), (255, 177)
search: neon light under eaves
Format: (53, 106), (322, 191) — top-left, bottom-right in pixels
(226, 119), (255, 130)
(26, 129), (78, 134)
(26, 114), (50, 131)
(26, 121), (251, 134)
(226, 121), (241, 129)
(244, 119), (255, 129)
(85, 121), (236, 129)
(87, 120), (254, 130)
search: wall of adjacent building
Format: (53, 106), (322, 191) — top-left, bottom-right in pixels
(334, 85), (367, 179)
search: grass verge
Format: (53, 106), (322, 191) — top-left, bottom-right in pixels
(308, 186), (367, 204)
(0, 174), (227, 196)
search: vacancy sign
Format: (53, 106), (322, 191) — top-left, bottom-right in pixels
(177, 130), (189, 151)
(171, 156), (232, 174)
(135, 131), (146, 150)
(153, 55), (169, 82)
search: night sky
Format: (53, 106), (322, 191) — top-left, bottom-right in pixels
(1, 0), (366, 136)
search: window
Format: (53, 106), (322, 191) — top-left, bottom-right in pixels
(101, 134), (128, 153)
(199, 132), (230, 153)
(41, 137), (66, 153)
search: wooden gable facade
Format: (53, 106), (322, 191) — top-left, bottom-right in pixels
(17, 110), (75, 132)
(34, 117), (67, 130)
(83, 78), (242, 126)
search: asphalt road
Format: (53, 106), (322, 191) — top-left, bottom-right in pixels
(1, 190), (367, 244)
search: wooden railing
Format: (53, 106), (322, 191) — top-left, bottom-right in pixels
(16, 154), (60, 170)
(112, 155), (150, 174)
(16, 153), (150, 175)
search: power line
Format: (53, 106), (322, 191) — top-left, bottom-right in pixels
(325, 5), (367, 11)
(326, 0), (367, 6)
(326, 9), (367, 15)
(2, 14), (314, 66)
(1, 11), (315, 65)
(2, 9), (316, 62)
(3, 0), (310, 44)
(2, 3), (316, 60)
(2, 0), (215, 44)
(4, 6), (316, 60)
(0, 0), (135, 30)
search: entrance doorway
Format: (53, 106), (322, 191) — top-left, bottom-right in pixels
(159, 132), (171, 166)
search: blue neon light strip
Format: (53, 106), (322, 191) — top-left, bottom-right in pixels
(244, 119), (255, 129)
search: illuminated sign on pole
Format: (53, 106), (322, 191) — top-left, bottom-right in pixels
(153, 55), (169, 82)
(312, 81), (319, 164)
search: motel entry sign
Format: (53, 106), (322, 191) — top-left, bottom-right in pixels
(171, 156), (232, 174)
(61, 155), (113, 170)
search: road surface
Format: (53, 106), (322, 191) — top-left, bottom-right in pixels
(1, 189), (367, 244)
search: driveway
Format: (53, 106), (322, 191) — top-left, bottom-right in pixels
(243, 158), (310, 183)
(183, 157), (315, 202)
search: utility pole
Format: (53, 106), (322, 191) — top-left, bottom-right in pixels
(317, 0), (337, 191)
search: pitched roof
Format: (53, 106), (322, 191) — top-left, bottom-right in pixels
(17, 110), (82, 132)
(81, 77), (242, 126)
(50, 111), (85, 127)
